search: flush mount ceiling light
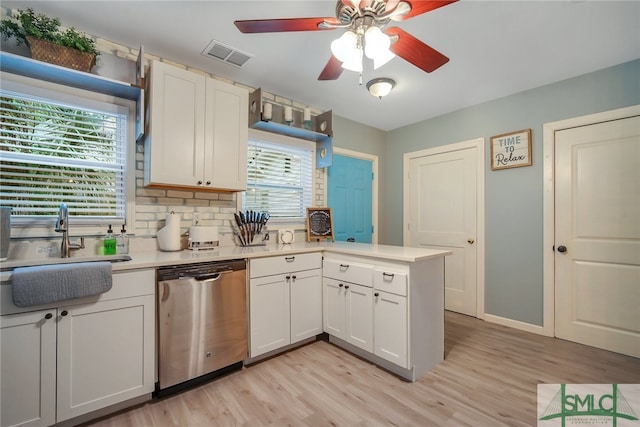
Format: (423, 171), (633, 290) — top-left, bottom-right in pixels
(366, 77), (395, 99)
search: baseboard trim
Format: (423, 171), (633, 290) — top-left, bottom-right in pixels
(484, 313), (547, 336)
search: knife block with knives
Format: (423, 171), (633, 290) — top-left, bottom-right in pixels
(233, 211), (270, 246)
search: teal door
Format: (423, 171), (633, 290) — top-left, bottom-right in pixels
(327, 154), (373, 243)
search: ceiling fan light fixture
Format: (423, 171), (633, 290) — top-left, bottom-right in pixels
(330, 30), (357, 63)
(372, 48), (395, 69)
(367, 77), (395, 99)
(341, 47), (363, 72)
(364, 26), (395, 69)
(364, 26), (388, 57)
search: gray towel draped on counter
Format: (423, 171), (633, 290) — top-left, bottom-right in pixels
(11, 261), (113, 307)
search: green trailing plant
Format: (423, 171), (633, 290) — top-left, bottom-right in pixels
(0, 8), (99, 56)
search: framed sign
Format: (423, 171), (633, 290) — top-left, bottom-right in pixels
(306, 207), (334, 242)
(490, 129), (532, 170)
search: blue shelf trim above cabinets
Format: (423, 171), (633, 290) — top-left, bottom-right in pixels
(0, 51), (141, 101)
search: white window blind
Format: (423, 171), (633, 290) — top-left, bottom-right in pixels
(243, 138), (313, 219)
(0, 89), (127, 223)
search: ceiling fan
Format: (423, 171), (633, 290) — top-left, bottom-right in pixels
(235, 0), (458, 81)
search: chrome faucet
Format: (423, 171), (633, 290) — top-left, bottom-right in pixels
(55, 203), (84, 258)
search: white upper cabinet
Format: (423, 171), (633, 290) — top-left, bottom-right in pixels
(144, 60), (248, 191)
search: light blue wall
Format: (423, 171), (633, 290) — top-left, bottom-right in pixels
(381, 59), (640, 325)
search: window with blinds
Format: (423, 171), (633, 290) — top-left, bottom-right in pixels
(243, 138), (313, 219)
(0, 89), (128, 223)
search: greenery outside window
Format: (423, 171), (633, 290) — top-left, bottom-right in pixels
(0, 75), (135, 237)
(243, 131), (314, 222)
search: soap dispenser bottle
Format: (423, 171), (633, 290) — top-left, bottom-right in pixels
(104, 225), (117, 255)
(117, 225), (129, 254)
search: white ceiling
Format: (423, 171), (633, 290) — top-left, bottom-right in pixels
(3, 1), (639, 131)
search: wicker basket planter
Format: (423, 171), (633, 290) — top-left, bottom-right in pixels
(26, 35), (96, 72)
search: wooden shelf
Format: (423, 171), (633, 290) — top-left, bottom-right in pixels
(0, 51), (141, 101)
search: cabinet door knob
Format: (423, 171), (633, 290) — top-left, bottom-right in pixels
(44, 313), (53, 320)
(206, 181), (211, 185)
(557, 245), (568, 253)
(60, 310), (69, 317)
(338, 283), (344, 288)
(197, 180), (203, 185)
(344, 285), (350, 290)
(286, 275), (291, 280)
(292, 275), (296, 280)
(374, 292), (379, 297)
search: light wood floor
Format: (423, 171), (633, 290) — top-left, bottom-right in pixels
(85, 312), (640, 426)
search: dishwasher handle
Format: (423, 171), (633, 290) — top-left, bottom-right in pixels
(194, 270), (232, 283)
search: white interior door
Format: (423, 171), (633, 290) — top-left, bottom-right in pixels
(406, 142), (480, 316)
(554, 115), (640, 357)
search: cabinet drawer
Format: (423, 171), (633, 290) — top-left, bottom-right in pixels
(373, 268), (407, 296)
(250, 252), (322, 278)
(323, 259), (373, 287)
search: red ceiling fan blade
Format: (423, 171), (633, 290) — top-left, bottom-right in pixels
(394, 0), (458, 21)
(386, 27), (449, 73)
(318, 56), (344, 81)
(235, 17), (339, 33)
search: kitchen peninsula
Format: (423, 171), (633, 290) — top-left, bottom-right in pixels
(1, 241), (450, 427)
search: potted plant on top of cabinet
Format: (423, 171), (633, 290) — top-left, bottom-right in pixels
(1, 8), (100, 72)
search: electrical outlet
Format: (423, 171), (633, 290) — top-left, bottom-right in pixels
(192, 212), (201, 226)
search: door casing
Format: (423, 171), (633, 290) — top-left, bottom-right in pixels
(403, 138), (486, 319)
(542, 104), (640, 337)
(326, 147), (379, 243)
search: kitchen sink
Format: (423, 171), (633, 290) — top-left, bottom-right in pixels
(1, 255), (132, 271)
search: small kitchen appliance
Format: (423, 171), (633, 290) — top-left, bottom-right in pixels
(187, 226), (219, 251)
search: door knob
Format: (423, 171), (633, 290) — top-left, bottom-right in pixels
(467, 238), (475, 244)
(557, 245), (567, 253)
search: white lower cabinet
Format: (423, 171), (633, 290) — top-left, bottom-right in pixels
(249, 253), (322, 358)
(373, 290), (408, 368)
(290, 269), (323, 343)
(250, 273), (290, 356)
(0, 269), (155, 427)
(0, 309), (56, 427)
(323, 256), (429, 378)
(323, 278), (373, 352)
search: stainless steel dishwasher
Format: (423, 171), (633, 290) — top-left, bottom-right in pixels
(156, 259), (247, 394)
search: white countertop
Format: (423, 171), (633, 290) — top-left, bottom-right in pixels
(1, 241), (451, 280)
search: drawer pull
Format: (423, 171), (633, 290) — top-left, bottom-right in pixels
(285, 256), (295, 262)
(382, 272), (395, 280)
(339, 264), (350, 270)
